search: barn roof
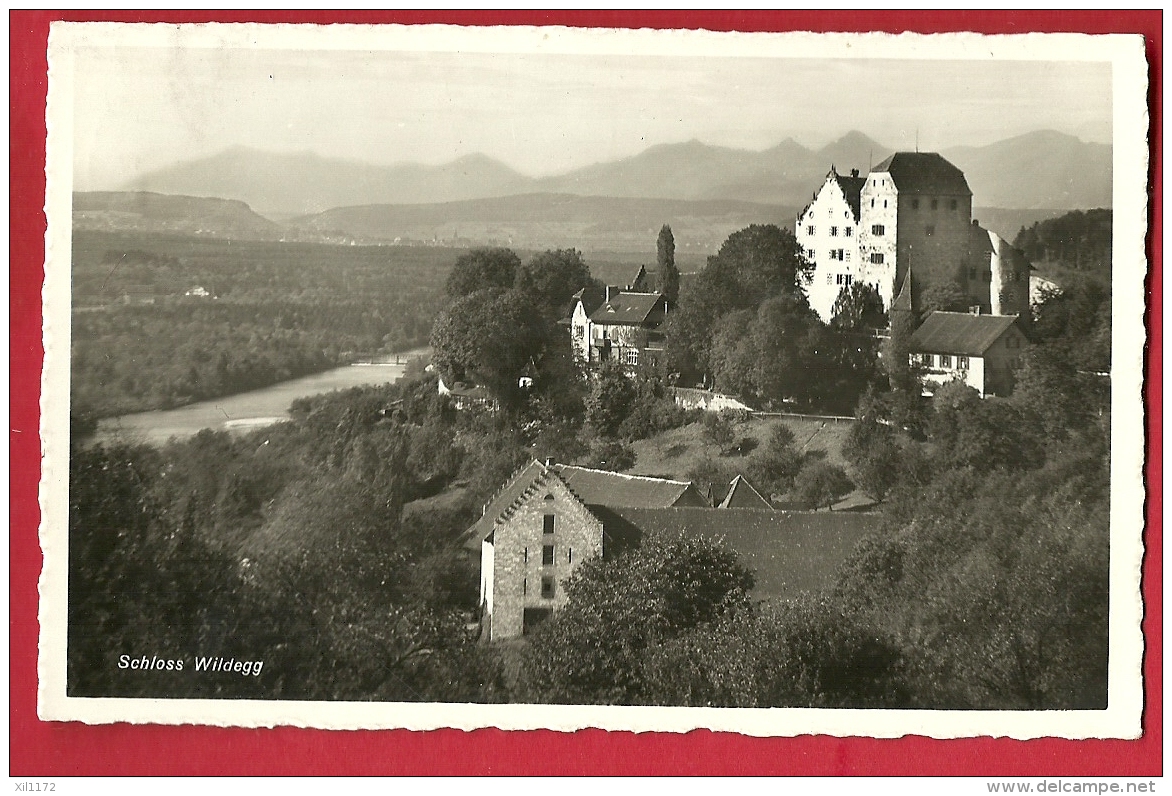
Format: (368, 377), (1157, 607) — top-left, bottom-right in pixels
(589, 291), (664, 325)
(553, 465), (703, 508)
(910, 312), (1021, 356)
(719, 475), (774, 510)
(603, 507), (883, 600)
(872, 152), (972, 196)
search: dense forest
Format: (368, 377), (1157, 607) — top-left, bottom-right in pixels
(1013, 208), (1112, 277)
(70, 232), (453, 420)
(68, 223), (1111, 708)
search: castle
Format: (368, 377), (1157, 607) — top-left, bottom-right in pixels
(797, 153), (1032, 324)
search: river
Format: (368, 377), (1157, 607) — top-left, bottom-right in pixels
(94, 348), (429, 446)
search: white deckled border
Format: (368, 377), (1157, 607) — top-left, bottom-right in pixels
(38, 22), (1150, 739)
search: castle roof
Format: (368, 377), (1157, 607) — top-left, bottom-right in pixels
(589, 291), (665, 325)
(910, 312), (1021, 356)
(872, 152), (972, 196)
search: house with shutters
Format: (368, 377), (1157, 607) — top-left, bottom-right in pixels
(465, 460), (878, 641)
(569, 286), (669, 370)
(909, 311), (1029, 397)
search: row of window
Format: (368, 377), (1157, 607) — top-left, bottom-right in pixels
(829, 248), (850, 262)
(917, 353), (971, 370)
(804, 225), (856, 238)
(965, 267), (994, 283)
(910, 198), (960, 211)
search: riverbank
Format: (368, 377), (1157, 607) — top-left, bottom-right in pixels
(93, 347), (428, 446)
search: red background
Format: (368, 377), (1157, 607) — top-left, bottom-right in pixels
(10, 10), (1162, 776)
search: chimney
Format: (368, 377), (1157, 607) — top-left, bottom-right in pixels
(544, 457), (554, 468)
(850, 169), (859, 178)
(605, 285), (621, 302)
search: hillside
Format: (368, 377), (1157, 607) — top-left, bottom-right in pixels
(292, 193), (797, 253)
(73, 191), (284, 240)
(115, 130), (1110, 217)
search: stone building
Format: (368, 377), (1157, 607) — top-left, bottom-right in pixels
(465, 461), (709, 641)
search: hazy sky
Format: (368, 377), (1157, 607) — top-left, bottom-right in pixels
(70, 43), (1112, 190)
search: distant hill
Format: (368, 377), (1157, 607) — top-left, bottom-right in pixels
(73, 191), (283, 240)
(116, 130), (1109, 217)
(124, 147), (532, 216)
(943, 130), (1112, 210)
(292, 193), (796, 253)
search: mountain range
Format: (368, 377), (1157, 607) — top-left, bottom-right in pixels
(122, 130), (1111, 217)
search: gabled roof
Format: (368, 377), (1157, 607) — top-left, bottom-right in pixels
(602, 507), (882, 600)
(831, 167), (866, 222)
(910, 312), (1021, 356)
(553, 465), (704, 508)
(461, 460), (580, 550)
(872, 152), (972, 196)
(719, 475), (774, 510)
(589, 292), (665, 325)
(570, 285), (604, 317)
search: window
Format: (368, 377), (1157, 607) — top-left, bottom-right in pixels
(844, 250), (851, 262)
(921, 353), (934, 367)
(950, 199), (958, 210)
(523, 577), (527, 595)
(826, 272), (833, 285)
(541, 576), (555, 599)
(883, 200), (888, 208)
(836, 273), (844, 285)
(830, 249), (846, 262)
(940, 354), (952, 368)
(968, 266), (977, 281)
(957, 356), (969, 370)
(931, 199), (939, 210)
(543, 545), (554, 566)
(845, 274), (853, 286)
(543, 514), (554, 534)
(870, 252), (885, 264)
(806, 225), (815, 235)
(870, 199), (875, 208)
(524, 547), (528, 563)
(871, 224), (885, 235)
(806, 248), (815, 260)
(925, 224), (935, 236)
(624, 348), (639, 366)
(844, 227), (853, 237)
(830, 226), (838, 237)
(911, 199), (920, 209)
(568, 548), (573, 564)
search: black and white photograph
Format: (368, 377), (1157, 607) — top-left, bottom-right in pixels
(39, 22), (1148, 737)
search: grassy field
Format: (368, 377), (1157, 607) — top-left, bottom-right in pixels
(629, 415), (855, 482)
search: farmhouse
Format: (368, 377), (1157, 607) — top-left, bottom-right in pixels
(909, 311), (1028, 397)
(799, 153), (1032, 324)
(466, 460), (876, 641)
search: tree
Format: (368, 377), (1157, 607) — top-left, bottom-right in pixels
(747, 423), (803, 498)
(584, 365), (638, 439)
(514, 248), (593, 309)
(444, 247), (521, 297)
(842, 417), (903, 502)
(831, 281), (887, 331)
(657, 224), (680, 307)
(792, 461), (854, 510)
(429, 288), (553, 409)
(521, 532), (753, 704)
(920, 281), (971, 317)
